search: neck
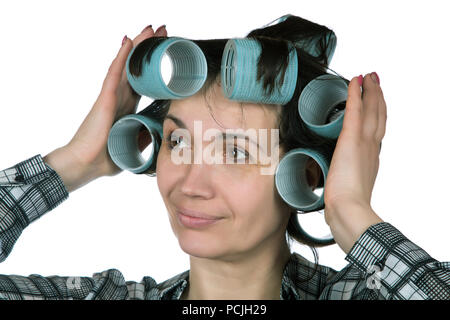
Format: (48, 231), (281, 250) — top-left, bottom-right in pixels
(181, 234), (292, 300)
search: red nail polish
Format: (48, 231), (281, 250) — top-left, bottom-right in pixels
(122, 35), (128, 46)
(357, 75), (363, 86)
(372, 72), (380, 85)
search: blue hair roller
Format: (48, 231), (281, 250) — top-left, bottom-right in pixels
(107, 106), (163, 174)
(126, 37), (208, 99)
(298, 74), (348, 139)
(220, 38), (298, 105)
(275, 148), (330, 212)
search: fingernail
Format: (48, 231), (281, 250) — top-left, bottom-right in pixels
(357, 74), (363, 86)
(371, 72), (380, 85)
(121, 35), (128, 46)
(156, 24), (166, 33)
(141, 24), (153, 33)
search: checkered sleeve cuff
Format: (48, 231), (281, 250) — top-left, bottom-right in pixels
(1, 154), (69, 225)
(0, 155), (69, 262)
(345, 222), (433, 274)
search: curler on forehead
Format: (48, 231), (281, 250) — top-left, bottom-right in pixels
(126, 37), (208, 99)
(220, 37), (298, 105)
(124, 36), (299, 105)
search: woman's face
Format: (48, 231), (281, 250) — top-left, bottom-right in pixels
(156, 81), (290, 260)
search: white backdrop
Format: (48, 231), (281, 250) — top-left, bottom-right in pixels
(0, 0), (449, 284)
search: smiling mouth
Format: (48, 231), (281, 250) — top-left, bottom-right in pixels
(175, 206), (223, 219)
(176, 210), (223, 228)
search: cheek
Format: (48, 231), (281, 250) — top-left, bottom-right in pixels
(225, 173), (285, 235)
(156, 148), (174, 196)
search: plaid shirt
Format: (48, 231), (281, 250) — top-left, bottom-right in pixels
(0, 155), (449, 300)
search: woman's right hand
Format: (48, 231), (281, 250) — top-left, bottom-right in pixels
(44, 25), (168, 192)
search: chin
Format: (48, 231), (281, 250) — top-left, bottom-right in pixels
(176, 230), (226, 259)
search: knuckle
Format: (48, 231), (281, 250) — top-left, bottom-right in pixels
(362, 92), (378, 104)
(375, 131), (385, 142)
(346, 97), (362, 110)
(362, 127), (375, 140)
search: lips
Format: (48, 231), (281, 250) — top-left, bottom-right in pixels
(175, 207), (223, 220)
(175, 207), (223, 228)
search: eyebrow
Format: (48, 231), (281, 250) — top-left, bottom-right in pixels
(163, 114), (262, 150)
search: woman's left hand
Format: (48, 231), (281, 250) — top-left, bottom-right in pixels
(323, 72), (387, 254)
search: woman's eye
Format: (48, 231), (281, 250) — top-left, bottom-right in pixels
(165, 132), (249, 162)
(225, 145), (249, 162)
(166, 133), (188, 150)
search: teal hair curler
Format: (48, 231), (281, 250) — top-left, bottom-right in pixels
(126, 37), (208, 99)
(291, 211), (335, 246)
(220, 38), (298, 105)
(275, 148), (330, 212)
(107, 105), (164, 175)
(298, 74), (348, 139)
(275, 143), (335, 245)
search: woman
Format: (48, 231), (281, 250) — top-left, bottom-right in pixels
(0, 16), (449, 300)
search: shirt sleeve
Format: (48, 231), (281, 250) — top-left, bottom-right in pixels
(320, 222), (450, 300)
(0, 154), (69, 263)
(0, 268), (155, 300)
(0, 155), (160, 300)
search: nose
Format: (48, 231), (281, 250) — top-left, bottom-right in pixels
(180, 163), (214, 199)
(179, 154), (215, 199)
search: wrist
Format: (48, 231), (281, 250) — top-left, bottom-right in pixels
(325, 202), (384, 254)
(43, 146), (100, 193)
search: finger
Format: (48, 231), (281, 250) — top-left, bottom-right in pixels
(375, 86), (387, 142)
(131, 24), (168, 48)
(341, 76), (363, 137)
(132, 25), (155, 47)
(154, 25), (168, 37)
(361, 73), (381, 140)
(100, 36), (134, 97)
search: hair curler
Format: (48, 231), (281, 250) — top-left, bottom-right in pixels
(298, 74), (348, 139)
(277, 74), (348, 245)
(220, 38), (298, 105)
(291, 211), (335, 246)
(275, 148), (329, 212)
(107, 105), (164, 175)
(126, 37), (208, 99)
(275, 147), (335, 245)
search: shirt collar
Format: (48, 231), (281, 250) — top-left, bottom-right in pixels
(280, 252), (304, 300)
(155, 252), (306, 300)
(156, 270), (189, 300)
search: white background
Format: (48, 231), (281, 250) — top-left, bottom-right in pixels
(0, 0), (449, 284)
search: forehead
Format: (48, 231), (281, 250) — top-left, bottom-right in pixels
(166, 81), (281, 131)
